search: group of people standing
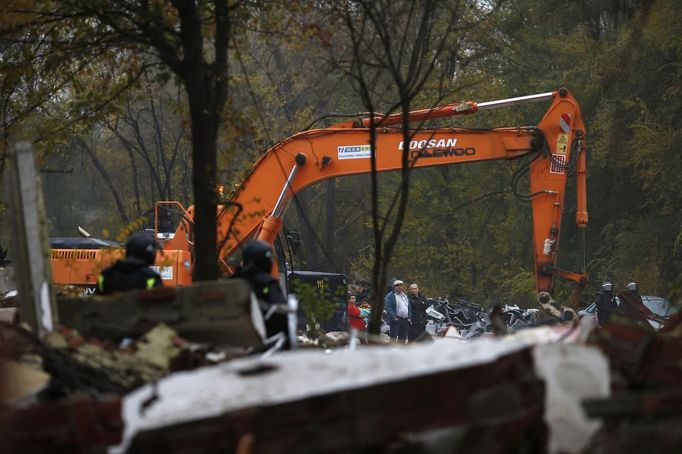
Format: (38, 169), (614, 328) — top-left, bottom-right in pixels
(385, 280), (430, 342)
(594, 280), (640, 326)
(346, 278), (431, 342)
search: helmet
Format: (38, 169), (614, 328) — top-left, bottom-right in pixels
(601, 281), (613, 292)
(125, 232), (158, 265)
(242, 240), (274, 273)
(626, 281), (639, 293)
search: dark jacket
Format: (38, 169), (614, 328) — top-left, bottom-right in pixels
(595, 290), (616, 326)
(232, 265), (288, 348)
(96, 257), (163, 295)
(409, 293), (429, 327)
(233, 266), (286, 305)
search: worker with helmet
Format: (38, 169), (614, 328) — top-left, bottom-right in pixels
(595, 280), (617, 326)
(96, 232), (163, 294)
(231, 240), (289, 349)
(626, 281), (640, 297)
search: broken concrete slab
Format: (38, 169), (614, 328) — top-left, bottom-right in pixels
(57, 279), (265, 347)
(110, 327), (608, 453)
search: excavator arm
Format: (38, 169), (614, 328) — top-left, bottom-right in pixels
(164, 88), (588, 299)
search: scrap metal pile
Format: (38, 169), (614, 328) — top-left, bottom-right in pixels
(424, 298), (541, 338)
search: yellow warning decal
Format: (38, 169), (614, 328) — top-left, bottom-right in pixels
(556, 134), (569, 155)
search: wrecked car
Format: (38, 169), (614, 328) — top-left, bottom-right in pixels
(579, 295), (678, 330)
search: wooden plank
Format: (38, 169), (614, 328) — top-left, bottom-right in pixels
(3, 141), (57, 335)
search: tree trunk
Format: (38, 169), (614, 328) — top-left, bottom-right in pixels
(176, 0), (229, 282)
(76, 138), (130, 226)
(187, 98), (219, 281)
(126, 148), (141, 215)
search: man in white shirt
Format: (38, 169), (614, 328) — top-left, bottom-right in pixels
(384, 279), (412, 341)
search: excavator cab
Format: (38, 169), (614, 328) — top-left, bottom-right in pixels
(273, 230), (348, 333)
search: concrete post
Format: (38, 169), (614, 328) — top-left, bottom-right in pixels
(4, 141), (57, 335)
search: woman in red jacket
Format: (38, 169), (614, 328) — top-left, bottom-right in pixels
(347, 294), (367, 331)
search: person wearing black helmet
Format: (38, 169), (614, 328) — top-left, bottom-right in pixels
(626, 281), (640, 297)
(96, 232), (163, 294)
(231, 240), (289, 348)
(595, 280), (616, 326)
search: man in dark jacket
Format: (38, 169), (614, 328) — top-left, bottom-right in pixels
(96, 232), (163, 294)
(408, 283), (429, 340)
(232, 240), (290, 349)
(625, 281), (640, 297)
(595, 280), (617, 326)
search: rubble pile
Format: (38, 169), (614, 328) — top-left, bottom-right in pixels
(584, 312), (682, 452)
(0, 279), (265, 452)
(2, 321), (248, 397)
(0, 319), (254, 452)
(2, 278), (681, 453)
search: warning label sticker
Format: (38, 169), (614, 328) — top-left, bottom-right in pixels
(556, 133), (569, 155)
(550, 154), (566, 174)
(560, 113), (571, 133)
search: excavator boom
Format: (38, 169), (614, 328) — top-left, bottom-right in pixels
(163, 88), (587, 295)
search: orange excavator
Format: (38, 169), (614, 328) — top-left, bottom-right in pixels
(51, 88), (588, 310)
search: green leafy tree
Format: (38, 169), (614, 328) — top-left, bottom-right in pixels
(475, 0), (682, 303)
(291, 279), (339, 339)
(0, 0), (256, 281)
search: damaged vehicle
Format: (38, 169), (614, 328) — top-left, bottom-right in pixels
(578, 294), (678, 330)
